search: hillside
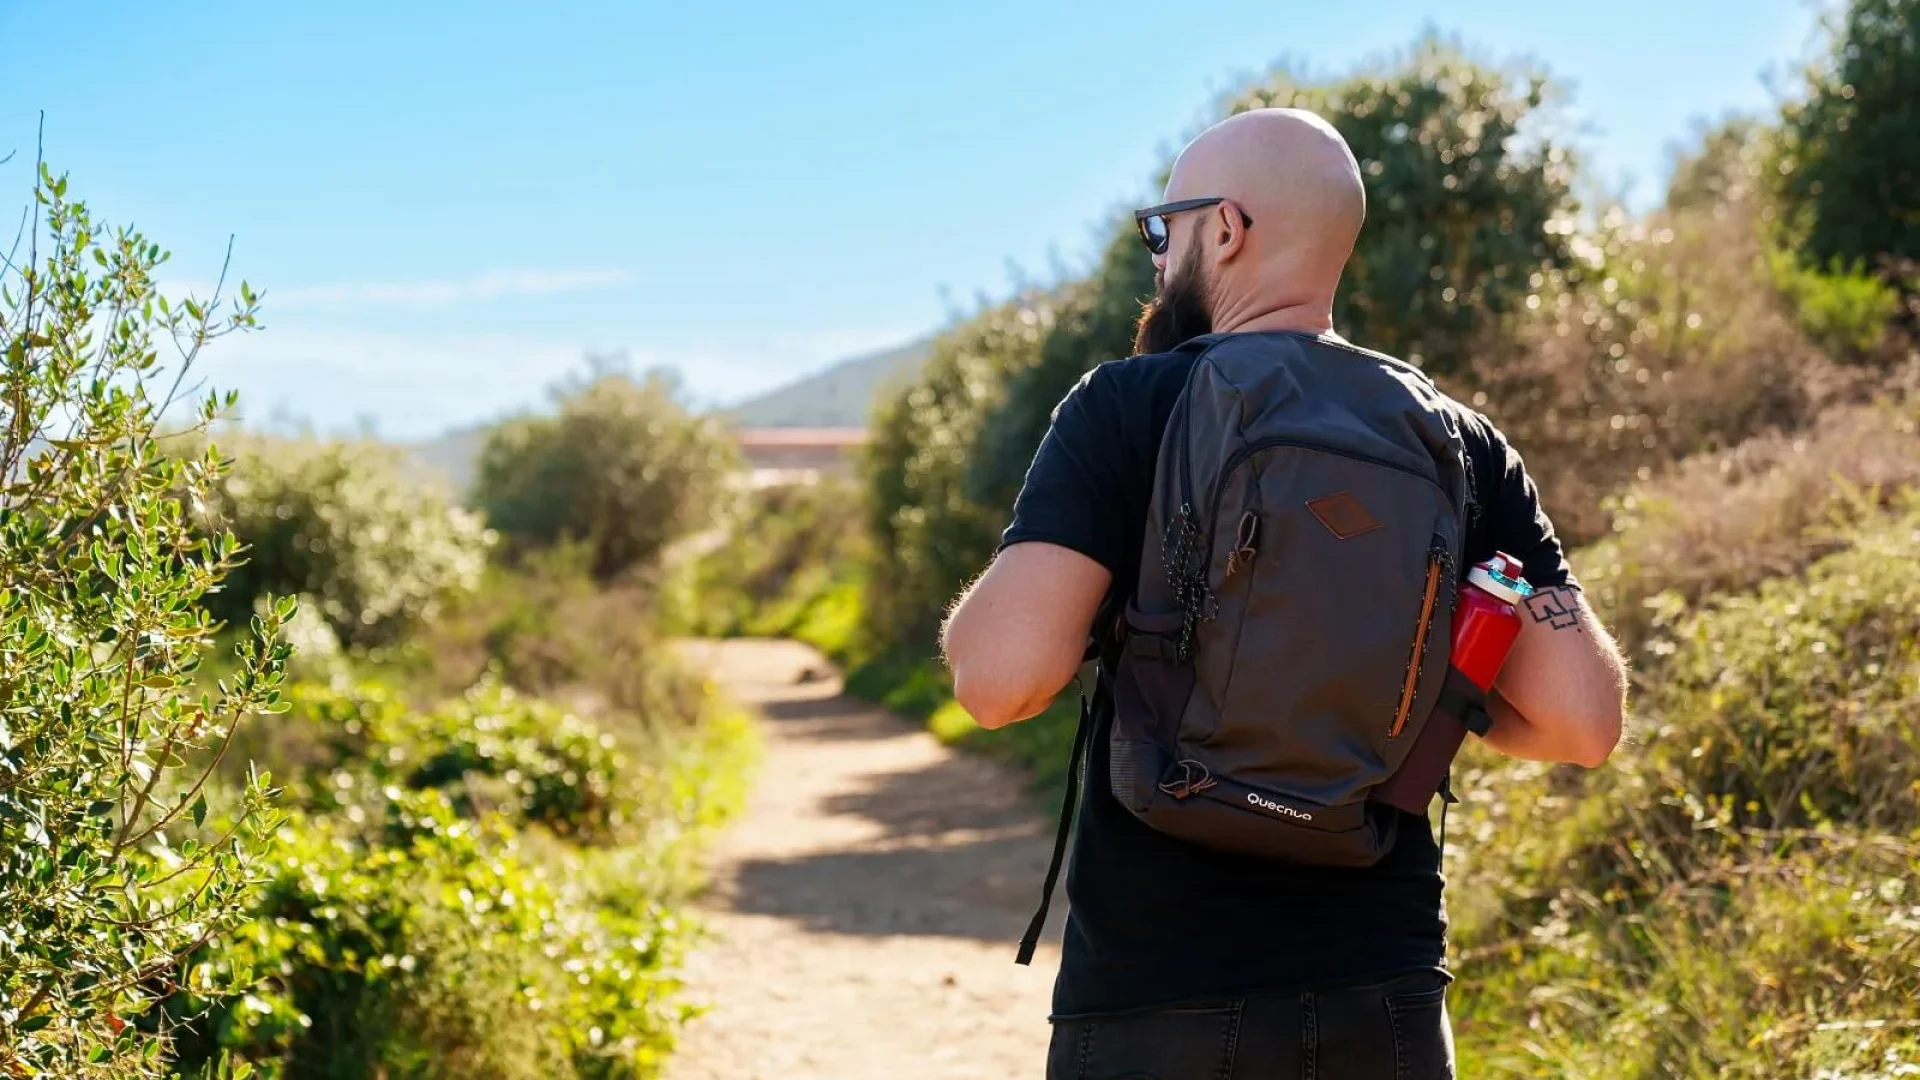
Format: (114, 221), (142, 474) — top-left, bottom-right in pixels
(399, 339), (931, 495)
(403, 424), (488, 496)
(725, 338), (932, 428)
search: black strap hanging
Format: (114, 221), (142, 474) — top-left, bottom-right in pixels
(1015, 683), (1097, 966)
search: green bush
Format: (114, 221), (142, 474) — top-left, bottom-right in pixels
(1767, 247), (1905, 361)
(1239, 36), (1578, 377)
(263, 680), (636, 843)
(406, 551), (708, 725)
(167, 790), (695, 1080)
(863, 290), (1061, 649)
(202, 436), (492, 648)
(662, 478), (869, 643)
(1777, 0), (1920, 277)
(169, 675), (755, 1080)
(0, 165), (290, 1079)
(1447, 501), (1920, 1077)
(474, 369), (738, 582)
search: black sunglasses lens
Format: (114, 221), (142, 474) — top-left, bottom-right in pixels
(1139, 215), (1168, 254)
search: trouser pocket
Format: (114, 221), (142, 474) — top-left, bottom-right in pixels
(1046, 1004), (1242, 1080)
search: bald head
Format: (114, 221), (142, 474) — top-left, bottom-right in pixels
(1155, 108), (1365, 336)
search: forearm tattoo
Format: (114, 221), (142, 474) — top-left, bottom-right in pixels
(1524, 586), (1583, 631)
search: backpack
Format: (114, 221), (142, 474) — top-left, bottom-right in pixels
(1016, 331), (1476, 965)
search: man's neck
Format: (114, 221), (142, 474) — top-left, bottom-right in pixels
(1215, 303), (1335, 338)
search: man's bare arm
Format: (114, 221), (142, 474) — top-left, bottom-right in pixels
(942, 542), (1112, 730)
(1480, 585), (1627, 767)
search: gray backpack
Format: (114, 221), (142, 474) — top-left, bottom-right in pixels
(1016, 331), (1478, 964)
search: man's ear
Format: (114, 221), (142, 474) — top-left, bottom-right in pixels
(1212, 200), (1250, 263)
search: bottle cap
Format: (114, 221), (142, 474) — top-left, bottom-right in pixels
(1467, 552), (1532, 604)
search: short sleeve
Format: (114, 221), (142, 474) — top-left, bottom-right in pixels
(1470, 418), (1578, 592)
(998, 367), (1132, 576)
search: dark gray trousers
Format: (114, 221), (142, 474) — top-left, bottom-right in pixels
(1045, 971), (1455, 1080)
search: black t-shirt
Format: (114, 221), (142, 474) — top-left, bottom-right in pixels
(999, 338), (1576, 1018)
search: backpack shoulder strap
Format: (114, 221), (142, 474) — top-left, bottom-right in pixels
(1015, 663), (1101, 965)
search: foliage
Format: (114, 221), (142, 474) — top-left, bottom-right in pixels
(1464, 192), (1858, 543)
(1579, 389), (1920, 652)
(862, 289), (1060, 648)
(961, 38), (1580, 525)
(1447, 502), (1920, 1077)
(1239, 36), (1578, 376)
(405, 549), (708, 724)
(1664, 116), (1773, 215)
(966, 227), (1160, 514)
(864, 37), (1581, 651)
(473, 369), (738, 582)
(662, 478), (869, 644)
(1767, 247), (1904, 361)
(1777, 0), (1920, 277)
(167, 672), (755, 1080)
(200, 436), (492, 648)
(0, 165), (291, 1078)
(260, 681), (636, 843)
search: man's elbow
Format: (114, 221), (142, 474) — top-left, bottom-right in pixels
(952, 671), (1038, 730)
(1567, 694), (1626, 769)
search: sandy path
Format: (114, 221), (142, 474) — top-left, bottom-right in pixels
(668, 639), (1064, 1080)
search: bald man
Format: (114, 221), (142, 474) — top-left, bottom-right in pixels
(943, 109), (1625, 1078)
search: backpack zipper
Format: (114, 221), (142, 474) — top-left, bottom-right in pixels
(1390, 540), (1446, 738)
(1205, 437), (1445, 555)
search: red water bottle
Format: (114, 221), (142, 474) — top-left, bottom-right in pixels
(1372, 552), (1531, 813)
(1450, 552), (1530, 693)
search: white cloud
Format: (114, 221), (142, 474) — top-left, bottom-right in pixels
(273, 268), (633, 309)
(167, 268), (633, 311)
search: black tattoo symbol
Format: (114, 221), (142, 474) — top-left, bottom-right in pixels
(1525, 588), (1582, 631)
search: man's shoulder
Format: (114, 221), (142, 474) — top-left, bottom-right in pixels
(1050, 352), (1197, 431)
(1083, 350), (1199, 394)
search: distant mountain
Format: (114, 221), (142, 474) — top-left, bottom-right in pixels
(403, 424), (488, 497)
(725, 338), (933, 429)
(396, 337), (935, 494)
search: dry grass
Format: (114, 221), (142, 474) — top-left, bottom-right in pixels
(1577, 383), (1920, 651)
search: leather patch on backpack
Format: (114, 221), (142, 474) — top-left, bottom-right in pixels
(1306, 491), (1384, 540)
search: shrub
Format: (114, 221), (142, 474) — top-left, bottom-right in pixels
(1464, 194), (1858, 544)
(474, 369), (737, 582)
(662, 478), (869, 643)
(0, 165), (290, 1078)
(201, 436), (492, 648)
(1239, 36), (1578, 377)
(407, 550), (707, 725)
(863, 290), (1061, 648)
(1447, 502), (1920, 1077)
(170, 674), (756, 1080)
(1766, 247), (1905, 361)
(262, 680), (636, 843)
(1777, 0), (1920, 277)
(962, 36), (1582, 543)
(1578, 390), (1920, 651)
(167, 790), (695, 1080)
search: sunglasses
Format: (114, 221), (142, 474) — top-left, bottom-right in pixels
(1134, 197), (1254, 255)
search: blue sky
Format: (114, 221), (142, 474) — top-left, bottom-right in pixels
(0, 1), (1824, 439)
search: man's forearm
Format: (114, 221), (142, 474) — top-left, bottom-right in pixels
(1483, 586), (1628, 767)
(942, 543), (1112, 729)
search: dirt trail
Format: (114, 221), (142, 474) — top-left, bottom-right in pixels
(668, 639), (1063, 1080)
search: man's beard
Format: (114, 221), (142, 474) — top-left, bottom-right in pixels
(1133, 244), (1215, 355)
